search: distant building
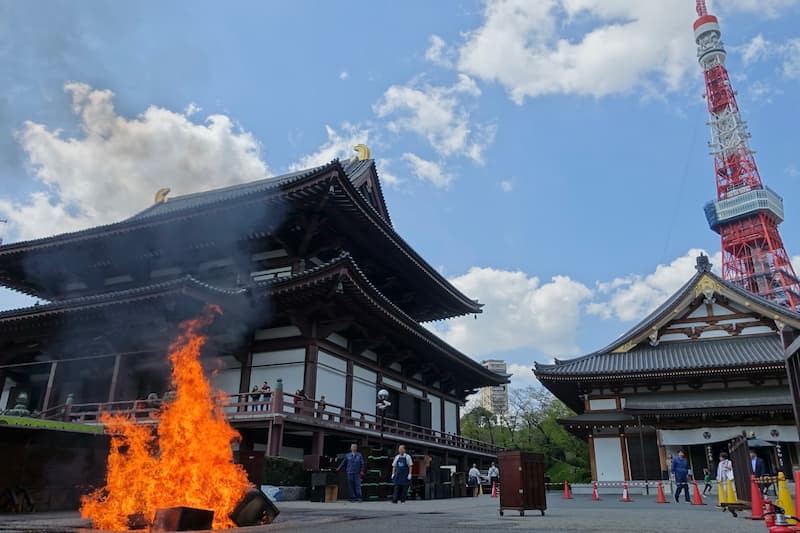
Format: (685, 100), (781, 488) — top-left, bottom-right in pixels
(479, 360), (509, 415)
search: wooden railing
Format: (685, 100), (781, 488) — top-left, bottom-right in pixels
(40, 392), (501, 455)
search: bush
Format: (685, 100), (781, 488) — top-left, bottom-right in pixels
(546, 461), (590, 484)
(262, 457), (306, 487)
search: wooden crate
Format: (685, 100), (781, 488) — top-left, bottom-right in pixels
(498, 451), (546, 517)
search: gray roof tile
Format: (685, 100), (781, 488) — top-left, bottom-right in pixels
(536, 334), (784, 378)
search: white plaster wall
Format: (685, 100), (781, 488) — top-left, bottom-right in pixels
(594, 438), (625, 481)
(250, 348), (306, 396)
(589, 398), (616, 411)
(444, 401), (458, 434)
(352, 365), (377, 415)
(429, 395), (442, 432)
(317, 351), (347, 407)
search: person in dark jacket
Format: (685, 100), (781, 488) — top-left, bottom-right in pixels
(337, 443), (365, 502)
(671, 449), (691, 503)
(750, 449), (768, 494)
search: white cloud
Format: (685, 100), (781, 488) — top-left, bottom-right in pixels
(506, 363), (540, 389)
(375, 158), (402, 189)
(587, 249), (721, 321)
(741, 34), (770, 64)
(402, 153), (451, 189)
(425, 35), (455, 68)
(374, 74), (493, 163)
(793, 256), (800, 276)
(717, 0), (800, 18)
(499, 180), (513, 192)
(747, 80), (782, 104)
(782, 39), (800, 79)
(457, 0), (698, 103)
(289, 123), (369, 171)
(2, 83), (268, 241)
(436, 267), (593, 356)
(339, 71), (349, 80)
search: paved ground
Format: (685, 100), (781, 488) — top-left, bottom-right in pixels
(0, 493), (771, 533)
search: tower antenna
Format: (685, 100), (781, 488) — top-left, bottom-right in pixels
(693, 3), (800, 309)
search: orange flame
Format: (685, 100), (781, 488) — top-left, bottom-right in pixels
(81, 305), (251, 530)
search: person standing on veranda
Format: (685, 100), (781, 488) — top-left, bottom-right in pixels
(391, 445), (413, 504)
(337, 443), (365, 502)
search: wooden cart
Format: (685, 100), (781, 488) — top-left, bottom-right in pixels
(497, 451), (547, 517)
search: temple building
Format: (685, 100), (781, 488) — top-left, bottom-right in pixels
(535, 255), (800, 484)
(0, 151), (506, 484)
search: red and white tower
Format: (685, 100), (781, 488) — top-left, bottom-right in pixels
(694, 0), (800, 309)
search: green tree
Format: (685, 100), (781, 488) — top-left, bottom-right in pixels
(461, 386), (590, 483)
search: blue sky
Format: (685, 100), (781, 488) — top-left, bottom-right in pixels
(1, 0), (799, 388)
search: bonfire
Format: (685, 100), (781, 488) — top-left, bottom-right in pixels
(81, 306), (252, 530)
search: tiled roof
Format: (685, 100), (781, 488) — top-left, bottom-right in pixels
(0, 276), (247, 323)
(127, 168), (320, 221)
(535, 334), (784, 379)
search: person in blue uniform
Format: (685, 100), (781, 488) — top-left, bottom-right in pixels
(670, 449), (691, 503)
(391, 444), (413, 504)
(337, 443), (365, 502)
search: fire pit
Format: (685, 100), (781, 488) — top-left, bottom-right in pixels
(80, 306), (278, 530)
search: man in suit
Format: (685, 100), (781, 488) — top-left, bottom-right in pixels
(750, 449), (767, 494)
(337, 443), (365, 502)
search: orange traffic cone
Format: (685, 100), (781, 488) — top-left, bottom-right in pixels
(491, 482), (498, 498)
(656, 481), (667, 504)
(620, 481), (633, 502)
(592, 481), (601, 501)
(750, 475), (763, 520)
(691, 480), (706, 505)
(563, 480), (573, 499)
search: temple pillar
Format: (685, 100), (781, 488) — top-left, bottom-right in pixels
(239, 351), (253, 394)
(304, 343), (319, 400)
(311, 430), (325, 458)
(620, 431), (631, 481)
(267, 420), (284, 457)
(588, 435), (598, 481)
(345, 360), (353, 411)
(42, 361), (58, 411)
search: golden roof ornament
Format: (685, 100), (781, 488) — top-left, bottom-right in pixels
(353, 144), (371, 161)
(154, 188), (171, 204)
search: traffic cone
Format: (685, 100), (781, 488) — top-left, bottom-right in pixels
(691, 480), (706, 506)
(749, 475), (764, 520)
(777, 472), (795, 525)
(656, 480), (667, 504)
(592, 481), (600, 501)
(491, 482), (498, 498)
(716, 477), (728, 506)
(726, 478), (737, 503)
(563, 480), (573, 499)
(619, 481), (633, 502)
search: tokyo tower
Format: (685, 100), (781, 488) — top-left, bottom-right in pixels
(694, 0), (800, 309)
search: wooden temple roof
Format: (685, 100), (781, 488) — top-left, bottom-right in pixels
(535, 256), (800, 411)
(0, 158), (480, 321)
(534, 334), (785, 381)
(0, 253), (504, 391)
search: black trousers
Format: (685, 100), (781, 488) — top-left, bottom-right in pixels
(392, 484), (408, 503)
(675, 482), (690, 501)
